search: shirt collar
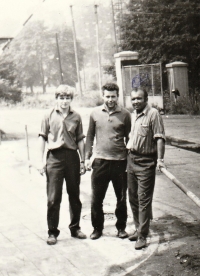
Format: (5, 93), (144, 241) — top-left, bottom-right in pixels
(102, 104), (121, 113)
(55, 104), (73, 114)
(133, 104), (149, 117)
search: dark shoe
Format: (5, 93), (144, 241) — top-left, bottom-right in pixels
(90, 229), (102, 240)
(129, 230), (138, 241)
(135, 237), (146, 250)
(117, 229), (128, 239)
(47, 234), (57, 245)
(71, 230), (87, 239)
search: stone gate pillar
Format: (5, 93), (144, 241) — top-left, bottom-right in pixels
(165, 61), (189, 102)
(114, 51), (139, 106)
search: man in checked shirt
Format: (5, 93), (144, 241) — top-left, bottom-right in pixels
(37, 84), (87, 245)
(127, 87), (166, 250)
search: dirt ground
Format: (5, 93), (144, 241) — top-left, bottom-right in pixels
(0, 108), (200, 276)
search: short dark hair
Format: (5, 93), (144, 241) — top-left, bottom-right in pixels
(131, 87), (148, 100)
(102, 83), (119, 96)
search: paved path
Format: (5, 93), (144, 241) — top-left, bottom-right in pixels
(0, 140), (159, 276)
(0, 137), (200, 275)
(0, 109), (200, 275)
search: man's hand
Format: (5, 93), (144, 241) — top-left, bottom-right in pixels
(29, 160), (46, 176)
(85, 159), (92, 171)
(80, 163), (86, 175)
(157, 159), (167, 172)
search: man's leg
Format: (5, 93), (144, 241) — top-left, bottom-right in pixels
(127, 154), (139, 231)
(46, 150), (64, 239)
(64, 149), (82, 234)
(111, 160), (128, 234)
(136, 167), (156, 238)
(127, 153), (156, 249)
(91, 159), (110, 233)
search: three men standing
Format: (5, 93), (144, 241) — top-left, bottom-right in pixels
(85, 83), (131, 240)
(37, 83), (166, 250)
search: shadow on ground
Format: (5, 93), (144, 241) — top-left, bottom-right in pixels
(106, 214), (200, 276)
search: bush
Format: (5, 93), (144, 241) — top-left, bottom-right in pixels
(169, 96), (200, 115)
(0, 83), (22, 103)
(74, 90), (103, 107)
(89, 82), (99, 91)
(18, 92), (55, 108)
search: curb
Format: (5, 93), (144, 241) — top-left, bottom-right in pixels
(166, 136), (200, 152)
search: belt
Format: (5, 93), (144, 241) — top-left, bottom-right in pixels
(128, 149), (138, 154)
(128, 149), (157, 157)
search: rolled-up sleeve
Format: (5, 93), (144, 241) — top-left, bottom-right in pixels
(152, 111), (166, 141)
(39, 114), (50, 141)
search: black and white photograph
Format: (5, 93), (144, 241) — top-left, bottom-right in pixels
(0, 0), (200, 275)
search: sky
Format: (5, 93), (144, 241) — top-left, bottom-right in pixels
(0, 0), (110, 37)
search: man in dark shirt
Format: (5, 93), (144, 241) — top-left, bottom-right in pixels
(37, 84), (87, 245)
(85, 83), (131, 240)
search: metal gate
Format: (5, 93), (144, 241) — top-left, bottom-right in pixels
(121, 63), (163, 109)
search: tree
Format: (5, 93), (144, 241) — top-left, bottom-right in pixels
(0, 21), (84, 93)
(120, 0), (200, 92)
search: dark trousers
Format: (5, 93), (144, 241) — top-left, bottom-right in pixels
(91, 159), (127, 231)
(127, 152), (157, 238)
(46, 148), (81, 237)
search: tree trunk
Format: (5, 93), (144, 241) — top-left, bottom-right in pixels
(42, 83), (46, 93)
(30, 85), (34, 94)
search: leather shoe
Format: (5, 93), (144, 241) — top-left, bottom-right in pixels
(90, 229), (102, 240)
(47, 234), (57, 245)
(117, 229), (128, 239)
(71, 230), (87, 239)
(129, 230), (138, 241)
(135, 237), (146, 250)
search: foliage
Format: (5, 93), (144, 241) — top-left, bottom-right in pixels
(168, 96), (200, 115)
(75, 90), (103, 107)
(89, 82), (99, 91)
(103, 65), (116, 79)
(120, 0), (200, 92)
(0, 82), (22, 103)
(0, 21), (84, 93)
(0, 90), (104, 109)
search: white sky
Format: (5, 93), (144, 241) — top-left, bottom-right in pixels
(0, 0), (109, 37)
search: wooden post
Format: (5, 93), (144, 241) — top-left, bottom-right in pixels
(25, 125), (31, 174)
(111, 0), (118, 53)
(70, 5), (82, 97)
(94, 5), (102, 94)
(161, 168), (200, 208)
(56, 33), (64, 84)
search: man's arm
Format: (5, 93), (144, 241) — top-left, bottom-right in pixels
(29, 135), (46, 175)
(156, 138), (166, 171)
(151, 110), (166, 171)
(38, 135), (46, 162)
(78, 139), (86, 175)
(85, 114), (96, 170)
(124, 112), (131, 144)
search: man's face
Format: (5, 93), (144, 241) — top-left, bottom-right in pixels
(56, 93), (72, 110)
(131, 90), (147, 113)
(102, 90), (118, 110)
